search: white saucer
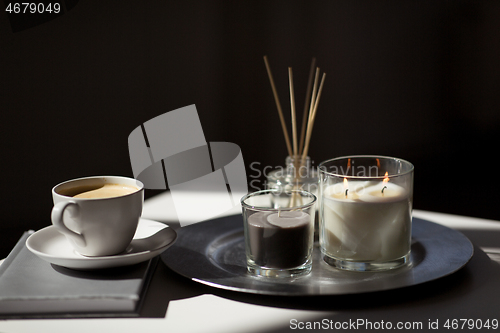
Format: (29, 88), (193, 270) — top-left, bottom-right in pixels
(26, 218), (177, 270)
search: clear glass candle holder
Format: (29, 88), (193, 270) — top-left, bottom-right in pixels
(241, 189), (316, 278)
(318, 155), (414, 271)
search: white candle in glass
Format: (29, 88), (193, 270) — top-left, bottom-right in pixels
(321, 178), (411, 262)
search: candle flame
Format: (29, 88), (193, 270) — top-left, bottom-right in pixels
(383, 171), (389, 183)
(343, 177), (349, 197)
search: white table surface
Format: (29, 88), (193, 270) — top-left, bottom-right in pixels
(1, 191), (500, 333)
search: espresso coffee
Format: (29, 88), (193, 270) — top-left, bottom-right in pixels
(72, 183), (138, 199)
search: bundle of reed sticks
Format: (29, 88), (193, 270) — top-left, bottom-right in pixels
(263, 56), (326, 206)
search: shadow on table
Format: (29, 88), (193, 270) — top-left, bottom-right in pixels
(216, 245), (500, 333)
(207, 245), (492, 306)
(138, 256), (216, 318)
(455, 228), (500, 250)
(140, 229), (500, 333)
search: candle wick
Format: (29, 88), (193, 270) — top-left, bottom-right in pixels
(381, 186), (387, 194)
(345, 189), (349, 198)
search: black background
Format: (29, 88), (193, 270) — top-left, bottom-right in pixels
(1, 0), (499, 257)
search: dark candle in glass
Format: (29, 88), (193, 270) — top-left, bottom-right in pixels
(247, 211), (311, 268)
(241, 190), (316, 278)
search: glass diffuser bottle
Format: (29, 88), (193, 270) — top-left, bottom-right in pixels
(266, 155), (319, 241)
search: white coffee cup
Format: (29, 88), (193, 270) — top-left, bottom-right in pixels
(51, 176), (144, 256)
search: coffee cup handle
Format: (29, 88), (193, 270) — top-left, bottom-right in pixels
(51, 201), (86, 248)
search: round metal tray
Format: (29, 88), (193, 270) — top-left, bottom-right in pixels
(161, 215), (473, 296)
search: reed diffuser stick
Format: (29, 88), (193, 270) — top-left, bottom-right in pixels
(310, 68), (320, 115)
(302, 73), (326, 161)
(311, 73), (326, 120)
(263, 56), (293, 157)
(300, 68), (320, 164)
(299, 58), (316, 155)
(288, 67), (300, 207)
(288, 67), (298, 158)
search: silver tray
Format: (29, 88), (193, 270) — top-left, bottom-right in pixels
(161, 216), (473, 296)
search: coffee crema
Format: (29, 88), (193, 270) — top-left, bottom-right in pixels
(72, 183), (139, 199)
